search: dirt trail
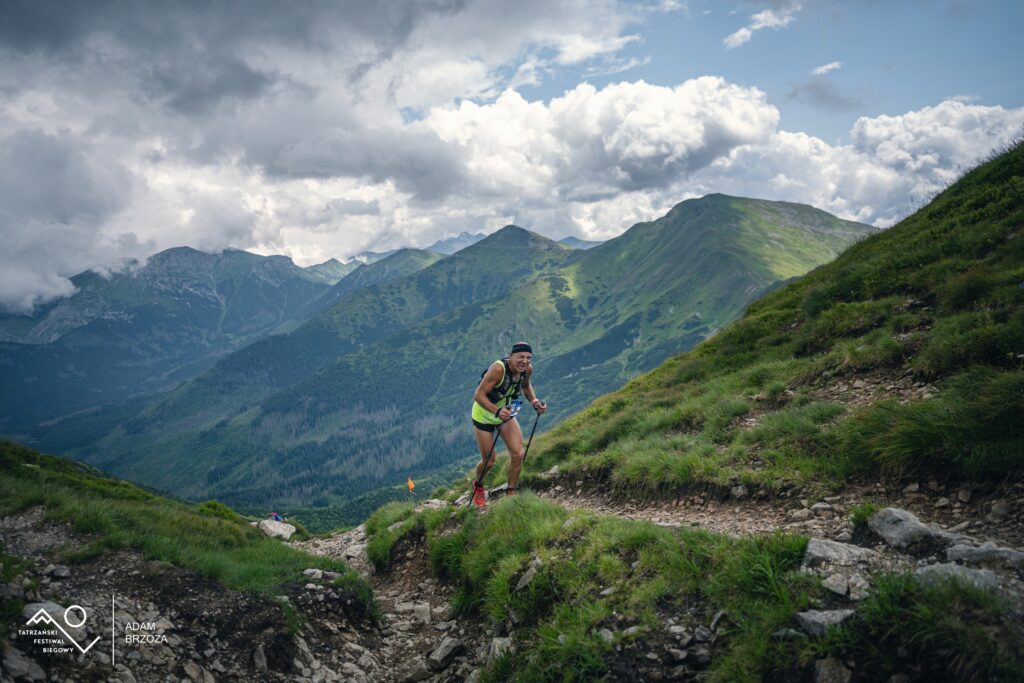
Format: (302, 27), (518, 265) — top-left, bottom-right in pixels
(536, 479), (1024, 549)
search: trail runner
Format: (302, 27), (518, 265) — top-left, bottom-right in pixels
(470, 341), (546, 508)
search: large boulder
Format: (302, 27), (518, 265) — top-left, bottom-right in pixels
(946, 542), (1024, 568)
(2, 643), (46, 681)
(22, 601), (88, 642)
(258, 519), (296, 540)
(814, 657), (852, 683)
(428, 637), (464, 671)
(795, 609), (855, 637)
(488, 637), (514, 666)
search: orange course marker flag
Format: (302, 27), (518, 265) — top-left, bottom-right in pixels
(408, 477), (415, 492)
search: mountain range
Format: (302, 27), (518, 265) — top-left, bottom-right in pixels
(15, 195), (873, 527)
(0, 248), (357, 434)
(0, 228), (604, 442)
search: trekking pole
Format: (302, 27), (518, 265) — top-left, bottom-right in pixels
(476, 424), (503, 486)
(516, 404), (545, 494)
(522, 408), (543, 464)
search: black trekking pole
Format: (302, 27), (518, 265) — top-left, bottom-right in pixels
(517, 404), (544, 493)
(522, 408), (543, 464)
(476, 423), (503, 487)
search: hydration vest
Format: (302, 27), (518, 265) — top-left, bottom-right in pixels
(483, 358), (525, 406)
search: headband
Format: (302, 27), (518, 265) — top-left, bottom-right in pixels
(510, 342), (533, 354)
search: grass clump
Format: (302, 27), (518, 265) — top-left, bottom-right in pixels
(837, 368), (1024, 479)
(365, 501), (416, 572)
(820, 573), (1024, 681)
(849, 502), (878, 532)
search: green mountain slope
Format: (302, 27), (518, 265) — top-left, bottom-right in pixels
(70, 197), (871, 527)
(301, 257), (358, 284)
(520, 143), (1024, 498)
(310, 248), (444, 312)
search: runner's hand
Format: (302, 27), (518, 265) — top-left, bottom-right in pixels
(532, 399), (547, 415)
(497, 407), (513, 422)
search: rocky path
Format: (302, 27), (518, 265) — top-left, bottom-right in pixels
(295, 507), (495, 683)
(537, 478), (1024, 548)
(534, 476), (1024, 641)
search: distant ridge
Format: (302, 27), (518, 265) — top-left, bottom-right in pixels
(558, 236), (604, 250)
(425, 231), (487, 254)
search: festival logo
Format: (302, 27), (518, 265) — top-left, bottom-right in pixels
(21, 605), (101, 655)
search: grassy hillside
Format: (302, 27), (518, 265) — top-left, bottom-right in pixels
(0, 441), (368, 598)
(514, 142), (1023, 497)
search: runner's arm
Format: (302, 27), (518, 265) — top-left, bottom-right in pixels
(474, 362), (506, 416)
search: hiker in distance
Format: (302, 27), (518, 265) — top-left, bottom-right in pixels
(470, 341), (546, 508)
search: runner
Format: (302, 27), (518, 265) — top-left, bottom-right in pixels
(470, 341), (546, 508)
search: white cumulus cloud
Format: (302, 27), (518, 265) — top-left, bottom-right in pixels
(426, 78), (779, 198)
(689, 99), (1024, 227)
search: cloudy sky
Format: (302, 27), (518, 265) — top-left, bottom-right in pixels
(1, 0), (1022, 311)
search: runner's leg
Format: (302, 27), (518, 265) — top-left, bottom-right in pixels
(474, 425), (498, 483)
(500, 419), (525, 489)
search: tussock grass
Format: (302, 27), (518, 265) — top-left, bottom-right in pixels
(837, 368), (1024, 479)
(0, 442), (369, 601)
(820, 574), (1023, 681)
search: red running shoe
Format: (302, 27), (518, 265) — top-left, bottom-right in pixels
(472, 482), (487, 508)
